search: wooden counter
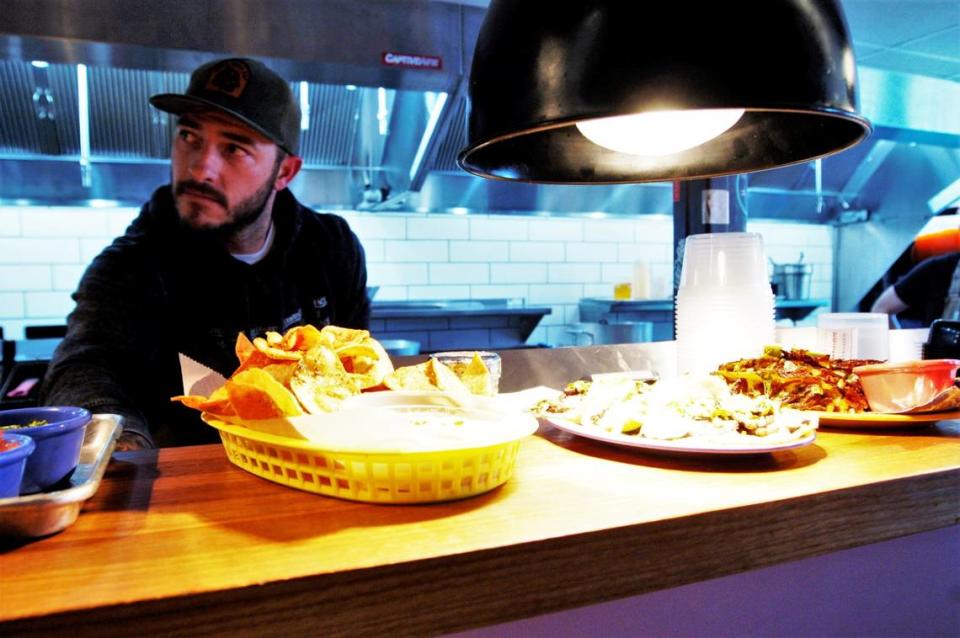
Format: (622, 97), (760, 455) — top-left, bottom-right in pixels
(1, 417), (958, 636)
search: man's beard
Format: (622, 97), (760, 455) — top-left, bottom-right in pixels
(174, 161), (281, 239)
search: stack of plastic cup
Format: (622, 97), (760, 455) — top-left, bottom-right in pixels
(675, 232), (775, 375)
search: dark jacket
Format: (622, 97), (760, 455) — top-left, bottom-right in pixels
(40, 185), (369, 447)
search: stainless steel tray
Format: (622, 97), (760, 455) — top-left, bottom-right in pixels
(0, 414), (122, 537)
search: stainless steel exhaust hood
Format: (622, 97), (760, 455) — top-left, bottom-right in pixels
(0, 0), (957, 227)
(0, 0), (482, 210)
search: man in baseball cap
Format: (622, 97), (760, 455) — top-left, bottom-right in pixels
(42, 57), (371, 450)
(150, 57), (301, 155)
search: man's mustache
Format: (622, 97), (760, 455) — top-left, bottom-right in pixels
(175, 180), (228, 207)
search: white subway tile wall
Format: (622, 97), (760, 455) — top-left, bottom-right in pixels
(0, 206), (834, 343)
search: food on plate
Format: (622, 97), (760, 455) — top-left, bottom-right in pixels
(173, 324), (395, 419)
(534, 374), (816, 445)
(715, 345), (879, 413)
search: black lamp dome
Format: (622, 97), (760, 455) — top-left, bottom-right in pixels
(458, 0), (872, 184)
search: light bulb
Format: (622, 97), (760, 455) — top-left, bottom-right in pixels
(576, 109), (745, 156)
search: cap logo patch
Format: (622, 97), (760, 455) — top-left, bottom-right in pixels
(204, 61), (250, 98)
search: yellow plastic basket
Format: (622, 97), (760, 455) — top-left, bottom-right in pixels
(202, 395), (537, 504)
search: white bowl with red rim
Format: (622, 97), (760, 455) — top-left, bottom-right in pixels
(853, 359), (960, 413)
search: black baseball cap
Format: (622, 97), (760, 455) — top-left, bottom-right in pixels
(150, 57), (301, 155)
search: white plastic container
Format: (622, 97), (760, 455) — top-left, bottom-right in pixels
(816, 313), (889, 361)
(675, 232), (775, 375)
(631, 259), (651, 299)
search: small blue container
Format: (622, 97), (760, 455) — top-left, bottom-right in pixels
(0, 433), (36, 498)
(0, 407), (91, 494)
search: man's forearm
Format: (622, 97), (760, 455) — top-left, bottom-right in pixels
(40, 363), (156, 448)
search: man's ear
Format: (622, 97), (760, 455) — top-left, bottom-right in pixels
(274, 153), (303, 191)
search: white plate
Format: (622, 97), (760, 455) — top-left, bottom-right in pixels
(544, 416), (816, 456)
(812, 409), (960, 428)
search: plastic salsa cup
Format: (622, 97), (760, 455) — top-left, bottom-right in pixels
(0, 406), (91, 494)
(853, 359), (960, 413)
(0, 433), (36, 498)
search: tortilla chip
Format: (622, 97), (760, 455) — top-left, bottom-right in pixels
(425, 358), (470, 394)
(339, 338), (394, 389)
(171, 385), (236, 417)
(253, 336), (302, 361)
(459, 352), (491, 395)
(336, 341), (381, 361)
(225, 368), (303, 419)
(233, 348), (279, 375)
(381, 359), (471, 402)
(287, 345), (361, 414)
(235, 333), (257, 364)
(299, 344), (352, 378)
(259, 361), (299, 386)
(320, 325), (370, 350)
(176, 325), (415, 419)
(281, 324), (324, 352)
(383, 363), (437, 391)
(289, 374), (357, 414)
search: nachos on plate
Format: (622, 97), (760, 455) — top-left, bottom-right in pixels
(535, 373), (816, 446)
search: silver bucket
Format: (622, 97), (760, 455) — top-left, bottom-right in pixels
(774, 263), (812, 299)
(568, 321), (653, 345)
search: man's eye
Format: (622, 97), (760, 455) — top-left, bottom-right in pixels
(177, 130), (197, 144)
(226, 144), (250, 157)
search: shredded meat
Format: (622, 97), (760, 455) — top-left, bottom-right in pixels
(715, 345), (879, 413)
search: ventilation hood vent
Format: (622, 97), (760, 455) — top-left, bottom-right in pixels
(0, 0), (957, 223)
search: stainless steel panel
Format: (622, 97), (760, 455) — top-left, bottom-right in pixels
(0, 0), (466, 91)
(0, 0), (956, 222)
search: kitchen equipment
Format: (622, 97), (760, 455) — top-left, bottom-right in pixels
(770, 255), (813, 300)
(568, 321), (653, 346)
